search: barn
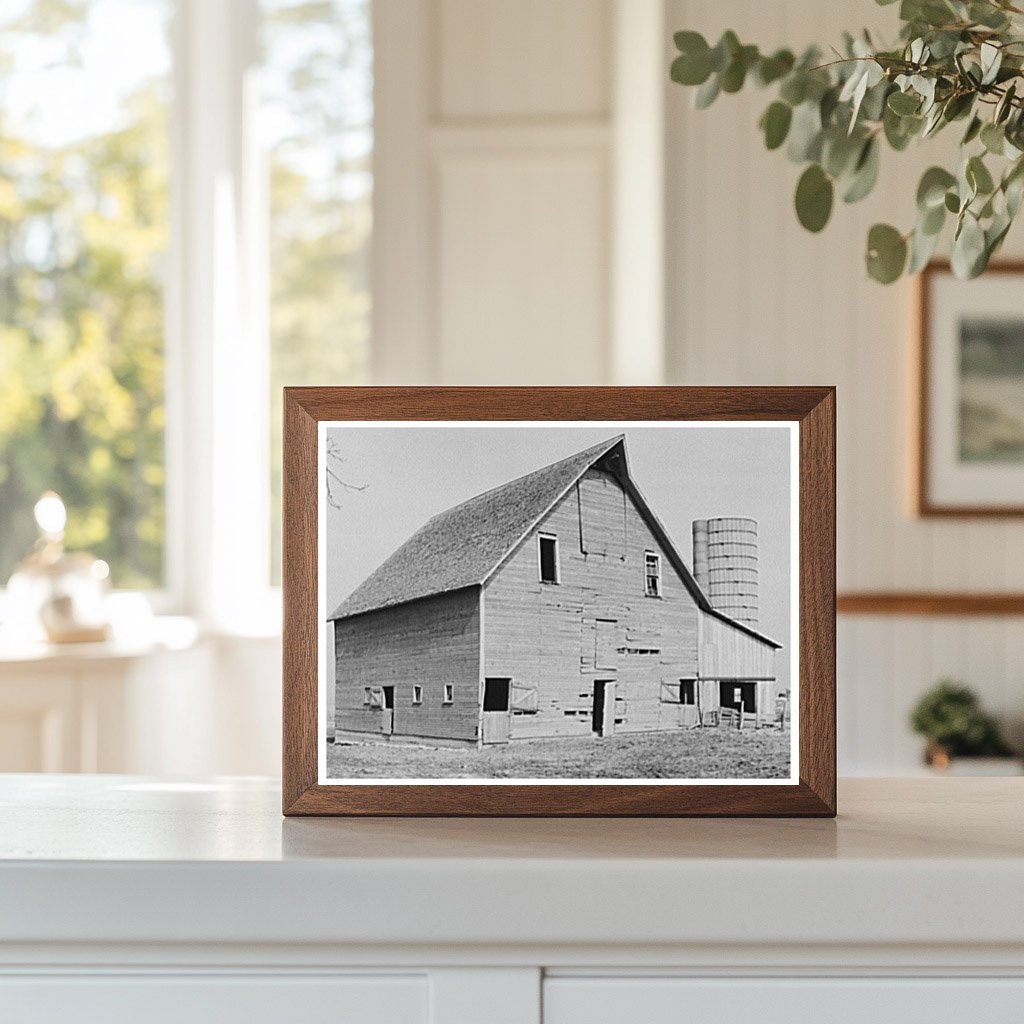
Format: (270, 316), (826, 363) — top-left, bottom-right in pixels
(330, 435), (782, 746)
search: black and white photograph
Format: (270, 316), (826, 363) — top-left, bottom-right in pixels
(318, 423), (798, 784)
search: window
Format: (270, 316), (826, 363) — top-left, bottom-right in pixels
(363, 686), (372, 705)
(263, 0), (373, 582)
(412, 684), (422, 705)
(644, 551), (662, 597)
(0, 0), (172, 589)
(443, 683), (453, 705)
(538, 533), (559, 584)
(0, 0), (374, 615)
(680, 679), (696, 705)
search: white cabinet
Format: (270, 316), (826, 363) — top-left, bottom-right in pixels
(0, 976), (428, 1024)
(1, 777), (1023, 1023)
(544, 978), (1024, 1024)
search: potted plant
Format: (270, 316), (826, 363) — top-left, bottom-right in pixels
(670, 0), (1024, 283)
(909, 680), (1018, 772)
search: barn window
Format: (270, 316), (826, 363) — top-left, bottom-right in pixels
(680, 679), (696, 705)
(538, 533), (559, 583)
(644, 551), (661, 596)
(412, 685), (422, 705)
(363, 687), (372, 705)
(443, 683), (453, 704)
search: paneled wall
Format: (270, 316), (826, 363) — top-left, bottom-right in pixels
(374, 0), (664, 386)
(665, 0), (1024, 772)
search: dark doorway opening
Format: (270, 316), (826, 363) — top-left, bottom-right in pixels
(483, 678), (510, 712)
(719, 681), (755, 713)
(382, 686), (395, 710)
(592, 680), (608, 735)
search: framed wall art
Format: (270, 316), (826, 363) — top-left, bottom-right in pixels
(918, 261), (1024, 517)
(282, 387), (836, 816)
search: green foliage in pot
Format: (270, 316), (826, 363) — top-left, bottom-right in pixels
(909, 679), (1014, 757)
(670, 0), (1024, 283)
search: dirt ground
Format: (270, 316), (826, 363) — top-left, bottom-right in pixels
(326, 724), (791, 780)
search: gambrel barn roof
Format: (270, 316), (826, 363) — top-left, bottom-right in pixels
(329, 435), (781, 649)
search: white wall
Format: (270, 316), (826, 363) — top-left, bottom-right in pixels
(665, 0), (1024, 772)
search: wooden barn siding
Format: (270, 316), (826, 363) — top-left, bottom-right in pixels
(483, 468), (700, 739)
(697, 610), (776, 680)
(334, 587), (481, 741)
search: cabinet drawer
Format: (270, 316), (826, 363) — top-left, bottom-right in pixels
(0, 974), (427, 1024)
(544, 977), (1024, 1024)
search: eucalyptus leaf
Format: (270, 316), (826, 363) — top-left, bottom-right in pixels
(671, 47), (712, 87)
(760, 101), (793, 150)
(908, 222), (942, 273)
(694, 73), (721, 109)
(795, 164), (834, 232)
(970, 2), (1009, 29)
(842, 137), (881, 203)
(921, 200), (946, 235)
(779, 73), (807, 106)
(996, 82), (1017, 124)
(917, 166), (957, 210)
(754, 49), (795, 87)
(962, 115), (983, 145)
(787, 100), (823, 162)
(866, 223), (908, 283)
(967, 154), (995, 195)
(981, 121), (1006, 155)
(980, 42), (1002, 86)
(951, 212), (986, 278)
(888, 90), (921, 115)
(822, 128), (863, 178)
(710, 31), (740, 73)
(942, 91), (974, 122)
(721, 44), (759, 93)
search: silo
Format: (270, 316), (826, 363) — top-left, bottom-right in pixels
(691, 517), (759, 627)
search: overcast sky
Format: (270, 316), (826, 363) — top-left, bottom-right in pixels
(324, 424), (794, 690)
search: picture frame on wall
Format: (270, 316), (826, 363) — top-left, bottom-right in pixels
(918, 261), (1024, 517)
(282, 387), (836, 817)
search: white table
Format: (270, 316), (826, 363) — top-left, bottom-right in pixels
(1, 776), (1023, 1022)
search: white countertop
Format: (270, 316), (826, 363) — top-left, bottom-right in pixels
(1, 776), (1022, 951)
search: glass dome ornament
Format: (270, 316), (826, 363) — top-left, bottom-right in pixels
(5, 492), (111, 644)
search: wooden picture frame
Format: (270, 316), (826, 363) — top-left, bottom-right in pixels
(283, 387), (836, 816)
(917, 260), (1024, 517)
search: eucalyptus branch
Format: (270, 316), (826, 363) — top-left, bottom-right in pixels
(670, 0), (1024, 283)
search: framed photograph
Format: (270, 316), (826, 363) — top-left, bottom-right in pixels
(283, 387), (835, 816)
(918, 261), (1024, 516)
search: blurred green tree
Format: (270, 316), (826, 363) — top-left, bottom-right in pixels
(0, 0), (170, 588)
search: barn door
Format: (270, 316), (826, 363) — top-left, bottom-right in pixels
(381, 686), (394, 735)
(593, 679), (616, 737)
(482, 678), (510, 744)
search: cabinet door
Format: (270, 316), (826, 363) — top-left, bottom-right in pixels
(544, 977), (1024, 1024)
(0, 974), (427, 1024)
